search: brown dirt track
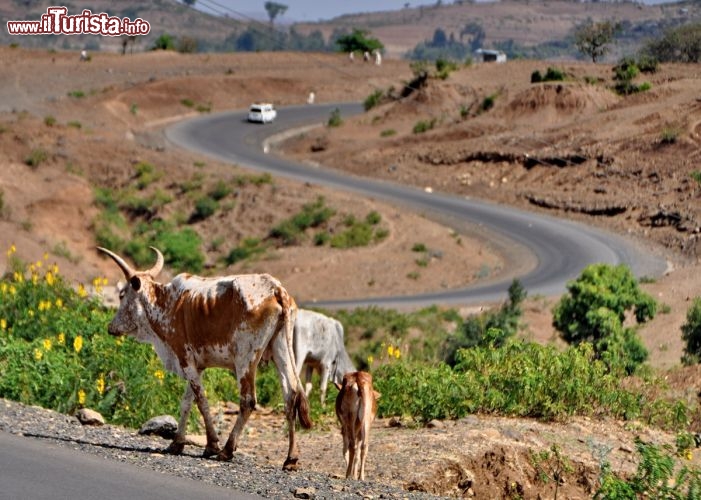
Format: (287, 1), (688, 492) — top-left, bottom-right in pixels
(2, 47), (701, 498)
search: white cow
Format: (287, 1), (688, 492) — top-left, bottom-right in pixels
(294, 309), (355, 405)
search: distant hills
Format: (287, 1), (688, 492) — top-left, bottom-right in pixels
(1, 0), (698, 60)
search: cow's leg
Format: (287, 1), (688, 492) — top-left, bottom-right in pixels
(359, 430), (370, 480)
(346, 433), (358, 479)
(218, 367), (256, 461)
(187, 370), (221, 458)
(318, 363), (330, 406)
(304, 364), (314, 397)
(269, 329), (303, 471)
(166, 383), (194, 455)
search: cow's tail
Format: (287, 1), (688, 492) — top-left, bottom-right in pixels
(276, 285), (313, 430)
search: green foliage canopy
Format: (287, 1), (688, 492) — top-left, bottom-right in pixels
(335, 29), (384, 54)
(574, 20), (620, 63)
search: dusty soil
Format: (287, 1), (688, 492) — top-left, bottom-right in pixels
(2, 47), (701, 498)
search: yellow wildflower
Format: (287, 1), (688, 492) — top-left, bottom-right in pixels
(1, 283), (7, 294)
(57, 332), (65, 345)
(43, 338), (52, 351)
(45, 271), (54, 286)
(9, 285), (16, 296)
(43, 252), (48, 261)
(13, 272), (23, 283)
(0, 318), (6, 330)
(78, 389), (86, 406)
(387, 345), (395, 358)
(31, 274), (38, 285)
(51, 264), (59, 275)
(7, 244), (16, 256)
(73, 335), (83, 353)
(55, 298), (63, 308)
(394, 348), (401, 359)
(686, 450), (693, 461)
(28, 309), (34, 318)
(77, 283), (87, 298)
(101, 277), (108, 286)
(116, 337), (124, 346)
(154, 369), (165, 384)
(367, 355), (374, 366)
(35, 260), (42, 269)
(96, 375), (105, 395)
(34, 348), (43, 361)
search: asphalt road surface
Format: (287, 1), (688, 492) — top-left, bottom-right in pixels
(0, 431), (259, 500)
(165, 103), (667, 309)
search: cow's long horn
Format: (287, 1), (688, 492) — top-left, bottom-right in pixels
(97, 247), (134, 279)
(147, 247), (164, 278)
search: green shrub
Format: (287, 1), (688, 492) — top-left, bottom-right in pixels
(531, 67), (565, 83)
(180, 98), (195, 108)
(269, 197), (335, 246)
(225, 238), (266, 265)
(479, 94), (497, 113)
(25, 148), (48, 168)
(682, 298), (701, 365)
(553, 264), (656, 374)
(364, 89), (384, 111)
(691, 171), (701, 187)
(208, 180), (232, 201)
(67, 90), (85, 98)
(134, 162), (160, 189)
(44, 115), (56, 127)
(365, 211), (381, 225)
(191, 195), (219, 221)
(442, 279), (526, 365)
(413, 119), (435, 134)
(595, 438), (701, 499)
(154, 228), (204, 273)
(412, 243), (428, 253)
(380, 129), (396, 137)
(327, 108), (343, 127)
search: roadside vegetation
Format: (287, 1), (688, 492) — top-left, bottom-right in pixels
(2, 249), (701, 494)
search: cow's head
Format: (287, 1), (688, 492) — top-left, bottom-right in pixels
(97, 246), (164, 341)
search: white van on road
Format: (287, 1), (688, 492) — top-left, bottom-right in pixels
(247, 103), (277, 123)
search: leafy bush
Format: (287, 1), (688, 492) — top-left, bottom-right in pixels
(682, 298), (701, 365)
(44, 115), (56, 127)
(413, 119), (435, 134)
(154, 228), (204, 274)
(435, 57), (458, 80)
(479, 94), (497, 113)
(134, 161), (160, 190)
(269, 197), (335, 246)
(531, 67), (565, 83)
(225, 238), (266, 265)
(380, 129), (396, 137)
(191, 195), (219, 222)
(25, 148), (48, 168)
(553, 264), (656, 374)
(208, 180), (232, 201)
(364, 89), (384, 111)
(443, 279), (526, 365)
(327, 108), (343, 127)
(595, 438), (701, 499)
(152, 33), (175, 51)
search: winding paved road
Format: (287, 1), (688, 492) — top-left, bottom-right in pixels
(165, 103), (667, 309)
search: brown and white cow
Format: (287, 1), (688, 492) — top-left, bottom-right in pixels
(97, 246), (312, 470)
(334, 371), (381, 480)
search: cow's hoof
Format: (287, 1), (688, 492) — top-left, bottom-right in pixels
(202, 445), (221, 459)
(216, 450), (234, 462)
(165, 442), (185, 455)
(282, 457), (299, 471)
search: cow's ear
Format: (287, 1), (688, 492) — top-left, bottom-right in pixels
(130, 276), (142, 291)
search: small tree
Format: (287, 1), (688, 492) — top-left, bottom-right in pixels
(335, 28), (384, 55)
(574, 20), (620, 63)
(264, 1), (287, 27)
(553, 263), (656, 373)
(682, 298), (701, 365)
